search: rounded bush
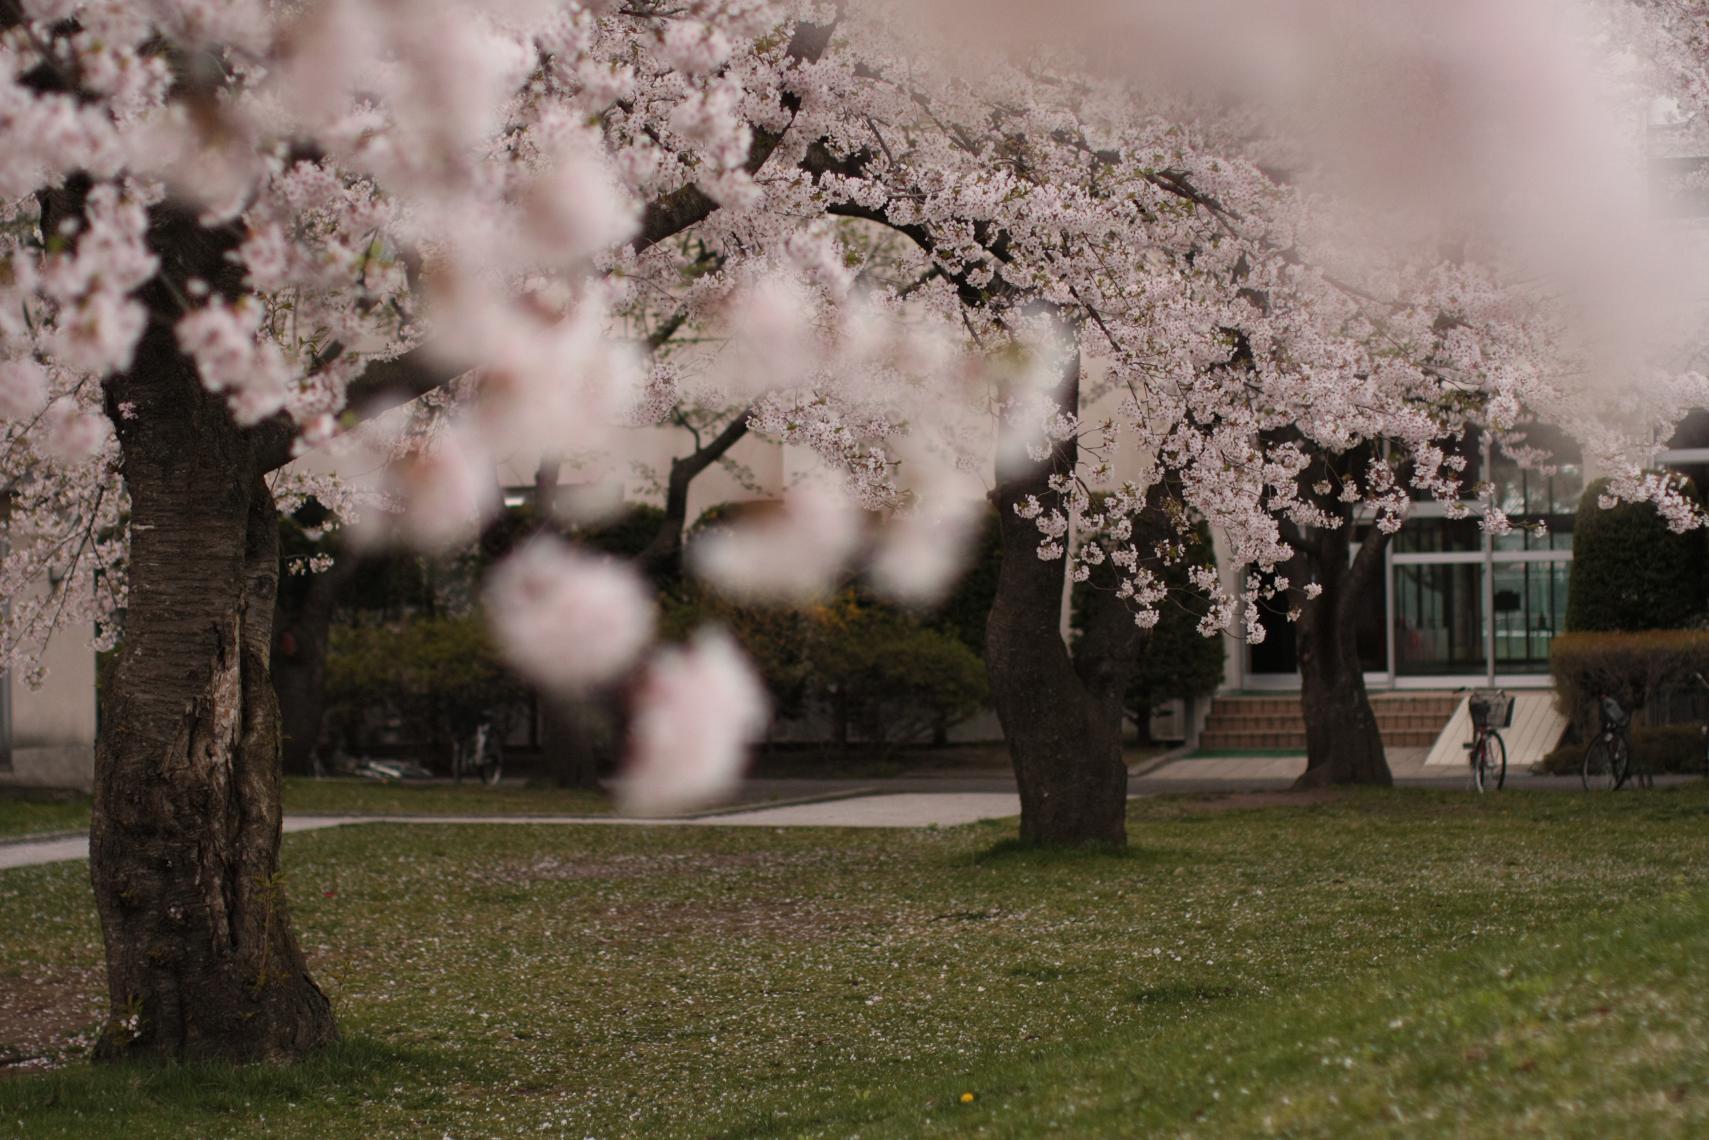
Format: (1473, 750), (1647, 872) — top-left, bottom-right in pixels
(1566, 477), (1706, 632)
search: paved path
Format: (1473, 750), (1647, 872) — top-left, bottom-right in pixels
(9, 750), (1686, 872)
(0, 815), (374, 872)
(0, 793), (1025, 871)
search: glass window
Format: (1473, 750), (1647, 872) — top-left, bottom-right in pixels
(1247, 594), (1297, 675)
(1491, 561), (1569, 674)
(1490, 426), (1582, 552)
(1394, 517), (1484, 554)
(1394, 563), (1486, 676)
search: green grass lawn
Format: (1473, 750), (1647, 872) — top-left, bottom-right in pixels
(4, 787), (1709, 1136)
(0, 795), (91, 840)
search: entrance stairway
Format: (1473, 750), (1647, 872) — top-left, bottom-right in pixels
(1197, 692), (1461, 752)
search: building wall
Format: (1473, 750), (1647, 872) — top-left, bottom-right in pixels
(1, 615), (97, 792)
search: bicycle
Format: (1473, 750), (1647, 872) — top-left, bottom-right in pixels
(1695, 672), (1709, 780)
(452, 717), (504, 786)
(1581, 693), (1633, 791)
(1457, 687), (1510, 792)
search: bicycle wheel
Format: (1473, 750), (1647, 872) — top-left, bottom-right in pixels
(1610, 733), (1634, 790)
(1470, 739), (1491, 793)
(1482, 732), (1507, 792)
(1583, 737), (1620, 791)
(1630, 740), (1652, 788)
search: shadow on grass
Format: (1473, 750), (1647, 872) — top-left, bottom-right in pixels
(0, 1036), (462, 1133)
(961, 836), (1164, 868)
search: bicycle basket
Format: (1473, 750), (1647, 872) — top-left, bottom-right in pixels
(1468, 691), (1514, 730)
(1600, 695), (1629, 730)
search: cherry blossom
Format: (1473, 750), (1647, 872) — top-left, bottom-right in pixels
(0, 0), (1704, 770)
(484, 536), (656, 694)
(620, 629), (768, 817)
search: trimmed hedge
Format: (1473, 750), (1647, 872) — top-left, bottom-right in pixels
(325, 616), (526, 762)
(1565, 477), (1706, 632)
(1549, 628), (1709, 744)
(1537, 724), (1707, 776)
(666, 586), (989, 753)
(805, 592), (989, 750)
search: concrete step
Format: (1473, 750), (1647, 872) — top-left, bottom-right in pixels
(1199, 691), (1460, 752)
(1198, 729), (1441, 751)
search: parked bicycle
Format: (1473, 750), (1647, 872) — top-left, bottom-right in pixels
(1696, 673), (1709, 780)
(1581, 693), (1635, 791)
(1457, 687), (1510, 792)
(452, 716), (504, 786)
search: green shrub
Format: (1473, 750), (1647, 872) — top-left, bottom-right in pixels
(805, 592), (990, 751)
(1537, 724), (1707, 775)
(1548, 629), (1709, 742)
(1070, 499), (1225, 732)
(1565, 477), (1706, 632)
(325, 616), (525, 763)
(679, 502), (991, 750)
(575, 503), (668, 561)
(662, 589), (819, 721)
(668, 586), (989, 753)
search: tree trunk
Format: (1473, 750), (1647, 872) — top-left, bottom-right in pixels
(984, 342), (1130, 847)
(91, 340), (336, 1061)
(273, 550), (359, 777)
(1292, 517), (1393, 788)
(636, 410), (751, 582)
(539, 698), (608, 790)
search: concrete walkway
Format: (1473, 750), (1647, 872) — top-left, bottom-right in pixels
(8, 747), (1676, 872)
(0, 815), (375, 872)
(0, 793), (1026, 871)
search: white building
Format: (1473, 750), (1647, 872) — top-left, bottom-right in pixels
(0, 611), (98, 792)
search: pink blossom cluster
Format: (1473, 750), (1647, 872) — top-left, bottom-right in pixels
(1, 0), (1708, 811)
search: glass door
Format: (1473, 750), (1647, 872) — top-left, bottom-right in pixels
(1491, 560), (1568, 673)
(1393, 561), (1486, 676)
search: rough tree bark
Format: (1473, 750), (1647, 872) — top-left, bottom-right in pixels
(68, 12), (841, 1064)
(85, 195), (337, 1061)
(92, 346), (337, 1059)
(984, 343), (1134, 847)
(1286, 503), (1394, 789)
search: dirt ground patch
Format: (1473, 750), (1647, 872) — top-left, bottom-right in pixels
(0, 969), (103, 1075)
(473, 847), (848, 887)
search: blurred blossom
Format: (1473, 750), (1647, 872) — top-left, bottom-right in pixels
(712, 270), (820, 398)
(619, 630), (768, 817)
(0, 359), (49, 420)
(368, 422), (499, 551)
(41, 397), (110, 464)
(867, 444), (989, 605)
(473, 300), (642, 457)
(524, 124), (641, 261)
(484, 537), (656, 694)
(690, 483), (863, 603)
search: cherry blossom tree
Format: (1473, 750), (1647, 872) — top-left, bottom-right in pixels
(2, 0), (1707, 1063)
